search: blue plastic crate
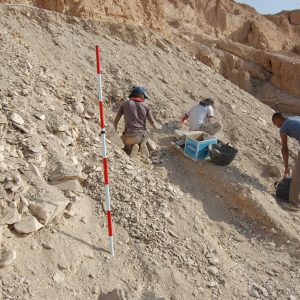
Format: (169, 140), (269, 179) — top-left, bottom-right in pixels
(184, 135), (217, 161)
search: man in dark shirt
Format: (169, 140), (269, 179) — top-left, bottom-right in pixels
(272, 112), (300, 211)
(114, 86), (161, 157)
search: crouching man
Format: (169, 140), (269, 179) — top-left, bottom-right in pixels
(113, 86), (161, 157)
(182, 98), (223, 138)
(272, 112), (300, 211)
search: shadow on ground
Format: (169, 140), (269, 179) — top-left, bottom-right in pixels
(160, 143), (276, 241)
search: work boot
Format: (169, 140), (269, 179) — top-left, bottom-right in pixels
(281, 201), (300, 211)
(130, 144), (139, 157)
(140, 142), (149, 157)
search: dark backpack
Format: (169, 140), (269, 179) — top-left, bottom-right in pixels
(275, 177), (292, 201)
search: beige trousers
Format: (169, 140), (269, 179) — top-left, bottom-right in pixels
(121, 132), (148, 155)
(289, 150), (300, 205)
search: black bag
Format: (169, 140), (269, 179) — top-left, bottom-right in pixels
(275, 177), (292, 201)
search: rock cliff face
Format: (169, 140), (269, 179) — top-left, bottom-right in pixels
(1, 0), (299, 49)
(52, 1), (300, 50)
(1, 0), (300, 111)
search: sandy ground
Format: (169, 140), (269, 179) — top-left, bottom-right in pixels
(0, 5), (299, 300)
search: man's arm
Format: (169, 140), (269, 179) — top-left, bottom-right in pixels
(207, 116), (214, 123)
(113, 108), (123, 131)
(280, 132), (290, 176)
(206, 106), (214, 123)
(147, 110), (162, 129)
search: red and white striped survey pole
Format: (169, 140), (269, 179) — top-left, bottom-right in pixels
(96, 46), (114, 256)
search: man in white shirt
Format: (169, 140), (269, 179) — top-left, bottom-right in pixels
(182, 98), (215, 131)
(181, 98), (223, 139)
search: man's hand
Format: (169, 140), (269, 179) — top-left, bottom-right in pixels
(147, 111), (162, 130)
(181, 114), (188, 124)
(284, 167), (290, 177)
(155, 123), (162, 130)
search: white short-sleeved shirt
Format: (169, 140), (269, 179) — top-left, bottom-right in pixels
(186, 104), (214, 131)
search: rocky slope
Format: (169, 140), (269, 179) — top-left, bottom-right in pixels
(2, 0), (300, 113)
(0, 4), (299, 300)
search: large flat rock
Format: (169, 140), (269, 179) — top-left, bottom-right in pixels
(13, 215), (43, 234)
(49, 163), (82, 182)
(50, 179), (83, 192)
(23, 174), (70, 225)
(29, 196), (69, 224)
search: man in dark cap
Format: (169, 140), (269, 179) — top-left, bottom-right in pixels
(114, 86), (161, 157)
